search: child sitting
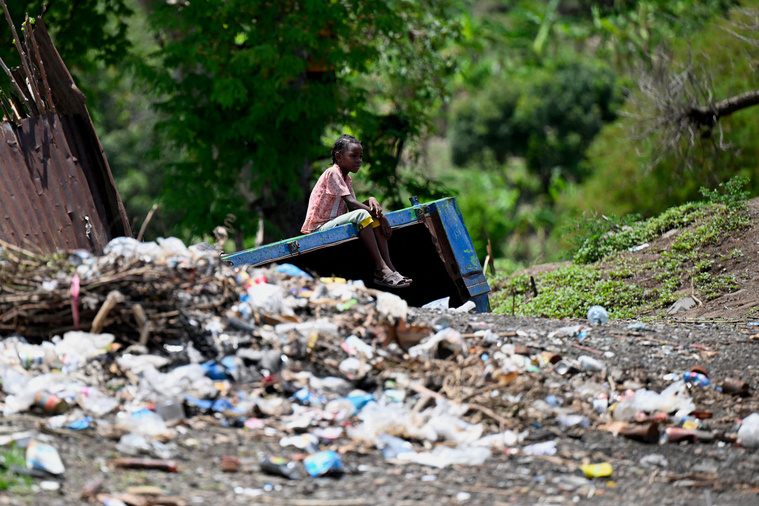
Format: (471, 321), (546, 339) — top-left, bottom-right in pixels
(301, 134), (412, 288)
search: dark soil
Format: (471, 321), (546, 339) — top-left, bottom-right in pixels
(4, 310), (759, 505)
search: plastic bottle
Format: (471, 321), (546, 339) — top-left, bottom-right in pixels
(682, 371), (711, 387)
(309, 376), (353, 396)
(587, 305), (609, 324)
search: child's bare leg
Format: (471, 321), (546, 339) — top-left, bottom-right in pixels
(373, 227), (397, 272)
(359, 226), (393, 277)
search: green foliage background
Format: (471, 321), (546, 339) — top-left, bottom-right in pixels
(2, 0), (758, 272)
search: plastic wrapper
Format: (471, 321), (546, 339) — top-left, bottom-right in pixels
(304, 450), (343, 477)
(397, 445), (491, 468)
(375, 292), (408, 323)
(26, 440), (65, 475)
(737, 412), (759, 448)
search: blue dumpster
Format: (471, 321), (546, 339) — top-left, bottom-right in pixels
(221, 197), (490, 312)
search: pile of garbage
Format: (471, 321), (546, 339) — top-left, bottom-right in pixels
(0, 236), (757, 501)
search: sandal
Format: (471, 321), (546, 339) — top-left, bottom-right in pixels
(374, 271), (412, 289)
(398, 274), (413, 285)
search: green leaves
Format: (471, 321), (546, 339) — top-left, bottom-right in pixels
(129, 0), (464, 240)
(450, 61), (623, 193)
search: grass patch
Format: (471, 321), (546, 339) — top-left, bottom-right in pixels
(490, 177), (752, 320)
(0, 444), (33, 494)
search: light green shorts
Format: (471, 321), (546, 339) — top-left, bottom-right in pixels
(316, 209), (380, 232)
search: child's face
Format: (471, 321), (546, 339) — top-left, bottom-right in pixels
(335, 143), (363, 173)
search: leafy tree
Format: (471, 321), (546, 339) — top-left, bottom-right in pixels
(450, 61), (622, 194)
(0, 0), (132, 75)
(558, 2), (759, 222)
(135, 0), (462, 244)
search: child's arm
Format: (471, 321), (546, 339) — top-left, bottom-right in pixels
(343, 195), (392, 238)
(343, 195), (382, 218)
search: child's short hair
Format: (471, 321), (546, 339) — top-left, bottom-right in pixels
(331, 134), (361, 164)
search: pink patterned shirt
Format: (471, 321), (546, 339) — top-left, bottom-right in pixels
(301, 165), (355, 233)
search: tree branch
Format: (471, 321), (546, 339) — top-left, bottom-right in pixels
(688, 89), (759, 127)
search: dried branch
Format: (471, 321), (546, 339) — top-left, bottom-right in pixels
(721, 8), (759, 46)
(0, 55), (32, 117)
(0, 0), (43, 115)
(0, 89), (13, 121)
(25, 15), (56, 114)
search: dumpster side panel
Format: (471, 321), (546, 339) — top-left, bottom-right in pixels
(427, 198), (490, 311)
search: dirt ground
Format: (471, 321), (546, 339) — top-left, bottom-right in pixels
(633, 197), (759, 323)
(2, 199), (758, 506)
(3, 310), (759, 505)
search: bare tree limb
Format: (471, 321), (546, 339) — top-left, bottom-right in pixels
(687, 89), (759, 127)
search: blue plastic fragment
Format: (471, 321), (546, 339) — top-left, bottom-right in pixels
(304, 450), (344, 477)
(212, 398), (234, 412)
(345, 394), (374, 415)
(276, 263), (313, 279)
(290, 388), (324, 406)
(68, 416), (92, 430)
(201, 360), (228, 380)
(220, 356), (237, 375)
(185, 396), (213, 411)
(131, 407), (155, 419)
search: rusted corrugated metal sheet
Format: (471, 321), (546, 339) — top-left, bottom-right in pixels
(0, 17), (131, 255)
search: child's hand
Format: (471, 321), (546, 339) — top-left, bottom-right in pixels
(367, 197), (382, 218)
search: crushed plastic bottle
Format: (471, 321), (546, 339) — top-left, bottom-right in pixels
(587, 305), (609, 325)
(682, 371), (711, 387)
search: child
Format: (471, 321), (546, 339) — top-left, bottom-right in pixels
(301, 134), (412, 288)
